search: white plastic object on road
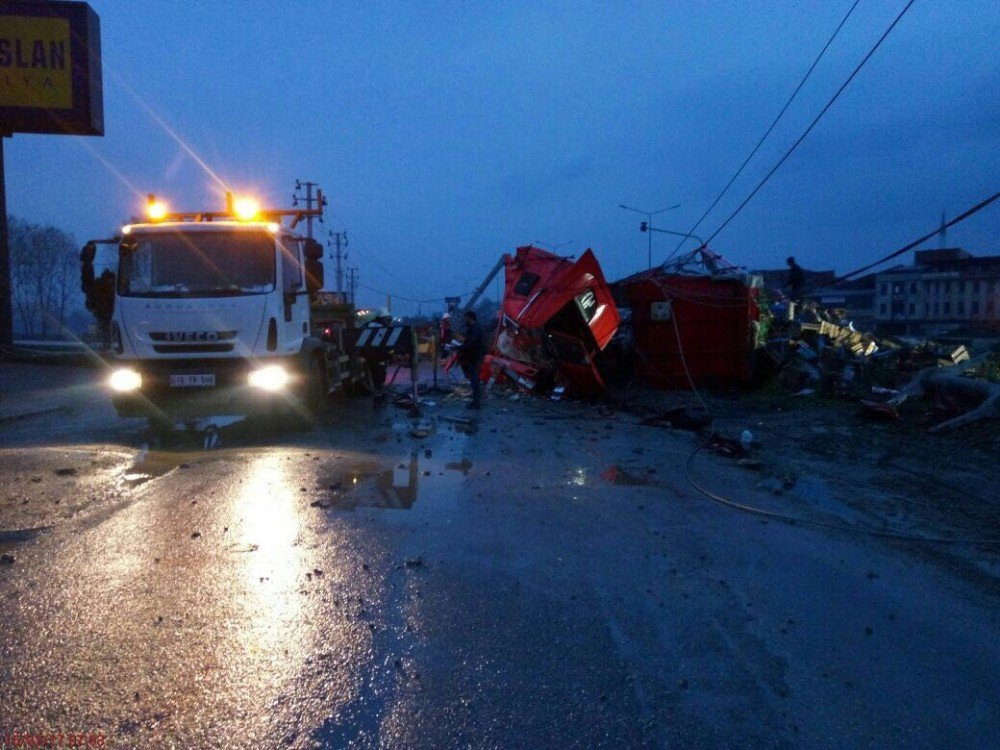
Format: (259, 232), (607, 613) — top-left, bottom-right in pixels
(203, 426), (220, 450)
(741, 430), (753, 451)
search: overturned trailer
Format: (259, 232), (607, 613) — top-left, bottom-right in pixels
(485, 245), (620, 397)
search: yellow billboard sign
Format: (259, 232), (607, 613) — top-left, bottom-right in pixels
(0, 15), (73, 109)
(0, 1), (102, 136)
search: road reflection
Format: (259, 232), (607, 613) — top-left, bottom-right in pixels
(221, 450), (374, 741)
(0, 413), (474, 742)
(232, 453), (306, 652)
(9, 446), (378, 744)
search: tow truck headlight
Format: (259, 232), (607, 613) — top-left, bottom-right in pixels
(109, 368), (142, 392)
(248, 364), (289, 391)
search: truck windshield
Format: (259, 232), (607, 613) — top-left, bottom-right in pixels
(119, 230), (275, 297)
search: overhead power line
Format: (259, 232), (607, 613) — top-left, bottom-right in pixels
(357, 282), (477, 305)
(327, 208), (434, 301)
(831, 189), (1000, 284)
(701, 0), (917, 249)
(672, 0), (862, 258)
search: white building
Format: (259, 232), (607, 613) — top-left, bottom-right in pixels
(874, 248), (1000, 335)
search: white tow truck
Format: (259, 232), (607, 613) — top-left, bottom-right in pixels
(81, 193), (404, 432)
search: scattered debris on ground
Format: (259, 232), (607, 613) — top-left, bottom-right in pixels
(761, 301), (999, 431)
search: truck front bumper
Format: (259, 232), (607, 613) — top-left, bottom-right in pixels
(110, 357), (304, 419)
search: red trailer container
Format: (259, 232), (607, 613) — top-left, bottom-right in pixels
(621, 269), (759, 389)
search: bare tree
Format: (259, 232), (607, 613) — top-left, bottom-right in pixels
(8, 216), (80, 338)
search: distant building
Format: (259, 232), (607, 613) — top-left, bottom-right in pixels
(873, 248), (1000, 335)
(755, 249), (1000, 335)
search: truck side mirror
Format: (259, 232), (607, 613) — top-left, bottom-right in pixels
(305, 258), (324, 297)
(302, 239), (324, 298)
(80, 242), (97, 264)
(80, 242), (96, 298)
(303, 238), (323, 261)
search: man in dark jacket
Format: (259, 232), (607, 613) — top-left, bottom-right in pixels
(786, 256), (805, 302)
(454, 311), (486, 408)
(80, 242), (115, 350)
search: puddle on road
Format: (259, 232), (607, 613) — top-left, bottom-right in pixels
(0, 525), (50, 562)
(121, 445), (205, 488)
(122, 472), (154, 486)
(440, 415), (479, 435)
(0, 527), (50, 544)
(445, 457), (472, 475)
(791, 475), (864, 524)
(600, 464), (652, 486)
(314, 420), (473, 512)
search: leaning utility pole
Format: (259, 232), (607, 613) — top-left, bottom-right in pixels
(462, 256), (505, 315)
(328, 230), (348, 294)
(292, 180), (327, 239)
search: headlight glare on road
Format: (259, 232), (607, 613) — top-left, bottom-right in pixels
(248, 364), (290, 391)
(109, 368), (142, 392)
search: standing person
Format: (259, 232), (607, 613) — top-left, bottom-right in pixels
(454, 310), (486, 409)
(363, 307), (393, 396)
(80, 242), (115, 350)
(438, 313), (452, 358)
(786, 256), (805, 302)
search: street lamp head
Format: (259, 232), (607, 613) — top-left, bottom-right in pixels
(650, 203), (681, 216)
(619, 202), (680, 217)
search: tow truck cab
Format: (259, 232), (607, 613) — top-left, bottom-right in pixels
(105, 219), (334, 422)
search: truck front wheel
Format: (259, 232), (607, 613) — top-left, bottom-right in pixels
(303, 353), (329, 415)
(282, 353), (328, 430)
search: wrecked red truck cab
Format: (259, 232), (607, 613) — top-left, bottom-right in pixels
(486, 245), (620, 397)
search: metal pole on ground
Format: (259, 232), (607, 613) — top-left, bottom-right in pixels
(0, 135), (12, 350)
(409, 327), (420, 416)
(432, 333), (439, 389)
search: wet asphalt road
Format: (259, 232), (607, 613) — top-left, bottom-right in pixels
(0, 364), (998, 748)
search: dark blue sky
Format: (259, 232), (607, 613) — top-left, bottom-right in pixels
(7, 0), (999, 312)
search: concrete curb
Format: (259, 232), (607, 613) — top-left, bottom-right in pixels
(0, 405), (74, 425)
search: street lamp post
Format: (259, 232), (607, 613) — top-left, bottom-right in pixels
(619, 203), (680, 269)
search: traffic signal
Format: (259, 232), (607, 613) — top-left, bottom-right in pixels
(640, 221), (648, 232)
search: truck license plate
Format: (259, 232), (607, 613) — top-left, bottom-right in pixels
(170, 374), (216, 388)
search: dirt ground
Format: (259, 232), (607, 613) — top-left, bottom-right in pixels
(616, 382), (1000, 585)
